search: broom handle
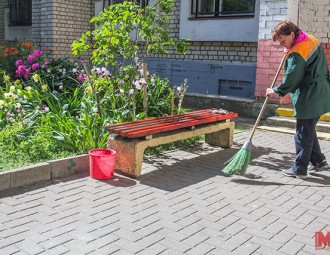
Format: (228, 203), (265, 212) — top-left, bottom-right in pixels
(249, 53), (286, 140)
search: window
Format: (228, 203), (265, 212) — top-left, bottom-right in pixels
(8, 0), (32, 26)
(191, 0), (255, 18)
(103, 0), (149, 8)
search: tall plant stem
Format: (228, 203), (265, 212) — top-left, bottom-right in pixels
(83, 63), (102, 117)
(143, 63), (148, 119)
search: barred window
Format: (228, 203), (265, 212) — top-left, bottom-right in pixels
(191, 0), (256, 18)
(103, 0), (149, 8)
(8, 0), (32, 26)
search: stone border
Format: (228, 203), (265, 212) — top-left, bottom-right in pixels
(0, 154), (89, 192)
(183, 94), (278, 119)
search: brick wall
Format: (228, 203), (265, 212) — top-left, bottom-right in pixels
(0, 0), (5, 42)
(255, 0), (289, 103)
(33, 0), (94, 59)
(256, 0), (330, 104)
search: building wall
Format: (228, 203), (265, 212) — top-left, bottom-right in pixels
(143, 0), (258, 98)
(255, 0), (330, 104)
(148, 1), (258, 64)
(255, 0), (288, 103)
(179, 0), (260, 43)
(0, 1), (5, 42)
(32, 0), (94, 59)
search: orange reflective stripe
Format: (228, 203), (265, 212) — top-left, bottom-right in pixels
(287, 35), (320, 61)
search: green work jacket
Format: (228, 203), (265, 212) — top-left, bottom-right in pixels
(273, 35), (330, 119)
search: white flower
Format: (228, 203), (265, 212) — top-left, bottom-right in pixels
(3, 75), (10, 82)
(129, 89), (134, 95)
(101, 67), (109, 76)
(32, 74), (40, 83)
(92, 67), (101, 74)
(139, 78), (147, 85)
(117, 80), (125, 86)
(4, 92), (13, 98)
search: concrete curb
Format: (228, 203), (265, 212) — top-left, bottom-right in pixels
(0, 154), (89, 192)
(183, 93), (278, 118)
(276, 107), (330, 121)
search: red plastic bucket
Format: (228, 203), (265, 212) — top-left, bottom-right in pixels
(89, 149), (116, 179)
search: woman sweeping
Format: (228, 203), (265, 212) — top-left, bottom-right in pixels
(266, 20), (330, 178)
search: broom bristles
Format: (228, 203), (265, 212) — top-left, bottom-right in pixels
(222, 140), (252, 175)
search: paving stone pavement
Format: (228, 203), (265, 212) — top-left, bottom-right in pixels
(1, 127), (330, 255)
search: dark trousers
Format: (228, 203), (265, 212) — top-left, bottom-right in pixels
(292, 117), (326, 174)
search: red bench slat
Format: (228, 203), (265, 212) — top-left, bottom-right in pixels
(104, 109), (238, 138)
(104, 109), (213, 132)
(110, 111), (227, 135)
(125, 112), (237, 138)
(118, 112), (233, 136)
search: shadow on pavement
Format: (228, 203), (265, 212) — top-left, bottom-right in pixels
(139, 141), (330, 191)
(99, 174), (137, 187)
(138, 142), (288, 192)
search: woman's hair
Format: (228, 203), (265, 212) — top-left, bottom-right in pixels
(272, 20), (301, 41)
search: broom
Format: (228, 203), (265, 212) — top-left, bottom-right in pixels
(222, 53), (286, 175)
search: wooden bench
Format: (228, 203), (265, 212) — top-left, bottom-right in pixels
(104, 109), (238, 177)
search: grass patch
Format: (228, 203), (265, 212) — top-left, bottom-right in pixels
(235, 125), (248, 132)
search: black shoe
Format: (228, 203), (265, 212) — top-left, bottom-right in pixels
(308, 160), (329, 173)
(282, 169), (308, 178)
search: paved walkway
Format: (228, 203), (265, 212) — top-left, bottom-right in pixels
(1, 122), (330, 255)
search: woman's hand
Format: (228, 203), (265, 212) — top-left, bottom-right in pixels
(266, 88), (275, 96)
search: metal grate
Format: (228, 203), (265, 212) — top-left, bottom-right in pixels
(8, 0), (32, 26)
(191, 0), (255, 18)
(103, 0), (149, 8)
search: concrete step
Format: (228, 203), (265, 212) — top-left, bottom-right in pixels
(266, 116), (330, 133)
(257, 125), (330, 140)
(259, 108), (330, 139)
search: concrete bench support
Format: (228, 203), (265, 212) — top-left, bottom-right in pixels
(107, 121), (235, 178)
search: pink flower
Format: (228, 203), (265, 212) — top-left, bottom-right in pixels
(32, 63), (40, 71)
(15, 65), (27, 77)
(27, 55), (35, 64)
(42, 61), (49, 67)
(77, 73), (87, 83)
(32, 49), (43, 57)
(24, 68), (31, 79)
(15, 59), (23, 68)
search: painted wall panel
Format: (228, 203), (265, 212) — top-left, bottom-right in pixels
(146, 59), (256, 98)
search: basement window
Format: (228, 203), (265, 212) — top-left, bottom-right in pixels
(8, 0), (32, 26)
(191, 0), (256, 18)
(103, 0), (149, 8)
